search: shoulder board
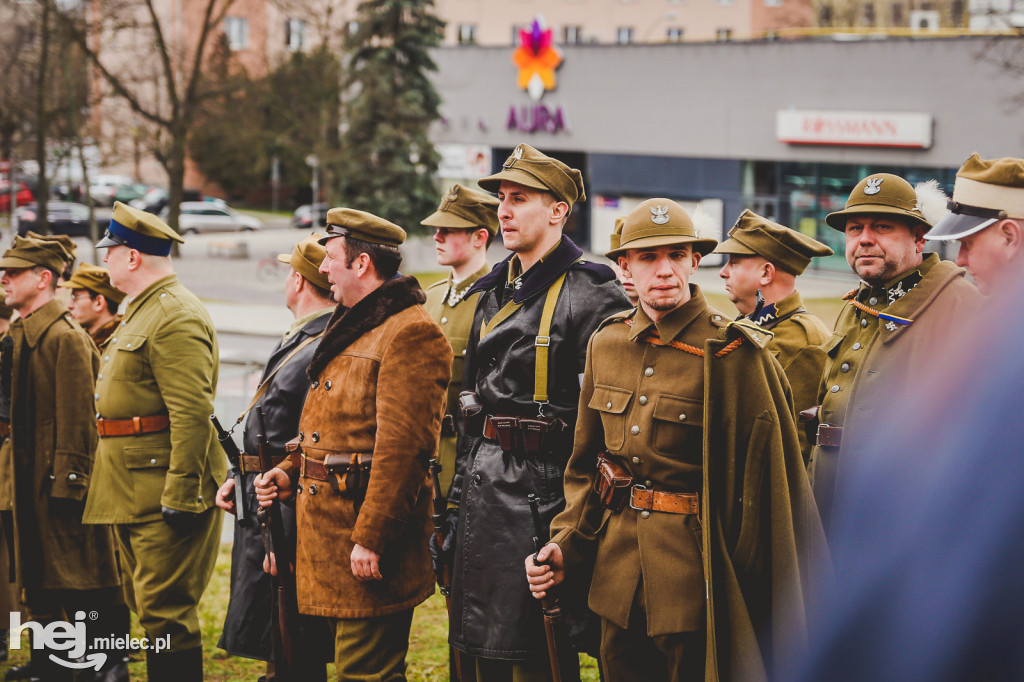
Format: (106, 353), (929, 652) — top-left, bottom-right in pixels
(571, 258), (618, 284)
(424, 279), (447, 291)
(705, 306), (731, 329)
(727, 318), (773, 349)
(598, 307), (636, 331)
(789, 312), (831, 344)
(842, 288), (859, 301)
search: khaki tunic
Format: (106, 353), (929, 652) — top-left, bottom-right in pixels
(810, 254), (983, 531)
(84, 274), (224, 524)
(760, 290), (830, 462)
(423, 264), (488, 496)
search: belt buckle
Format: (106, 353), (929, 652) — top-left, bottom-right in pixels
(628, 484), (652, 512)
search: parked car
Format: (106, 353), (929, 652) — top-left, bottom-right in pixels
(89, 174), (133, 206)
(114, 182), (152, 205)
(13, 202), (92, 236)
(0, 179), (34, 213)
(291, 203), (329, 229)
(164, 201), (261, 234)
(129, 187), (204, 215)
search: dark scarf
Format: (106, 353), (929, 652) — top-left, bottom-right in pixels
(307, 275), (426, 380)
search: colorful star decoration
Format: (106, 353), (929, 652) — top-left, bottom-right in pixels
(513, 17), (563, 101)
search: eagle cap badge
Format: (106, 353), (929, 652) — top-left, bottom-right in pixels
(504, 145), (524, 168)
(864, 177), (883, 195)
(650, 205), (670, 225)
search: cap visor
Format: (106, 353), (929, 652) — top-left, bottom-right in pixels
(478, 168), (549, 195)
(277, 253), (291, 264)
(712, 238), (757, 256)
(95, 234), (120, 249)
(925, 213), (996, 241)
(420, 211), (478, 229)
(0, 256), (38, 269)
(607, 235), (719, 259)
(825, 205), (930, 231)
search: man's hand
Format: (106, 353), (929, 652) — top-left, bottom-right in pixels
(525, 542), (565, 600)
(351, 543), (382, 582)
(215, 477), (236, 513)
(263, 551), (277, 577)
(428, 510), (458, 583)
(254, 468), (292, 506)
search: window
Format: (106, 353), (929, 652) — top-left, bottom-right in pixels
(616, 26), (634, 43)
(224, 17), (248, 50)
(951, 0), (964, 26)
(863, 2), (875, 25)
(563, 25), (583, 44)
(891, 3), (904, 24)
(285, 19), (306, 51)
(666, 27), (684, 41)
(819, 4), (833, 24)
(715, 28), (733, 40)
(458, 23), (476, 44)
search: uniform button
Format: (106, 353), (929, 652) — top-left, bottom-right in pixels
(298, 431), (304, 441)
(324, 380), (332, 390)
(198, 495), (203, 502)
(150, 458), (157, 464)
(713, 315), (721, 321)
(160, 293), (166, 298)
(630, 425), (640, 436)
(606, 402), (612, 409)
(640, 511), (651, 519)
(441, 317), (448, 324)
(830, 385), (840, 393)
(126, 343), (132, 348)
(644, 479), (652, 487)
(312, 432), (320, 443)
(68, 473), (77, 481)
(49, 474), (56, 481)
(474, 474), (482, 484)
(104, 356), (110, 362)
(638, 396), (648, 406)
(296, 483), (303, 494)
(868, 297), (878, 305)
(311, 380), (319, 389)
(111, 338), (117, 344)
(97, 374), (103, 380)
(644, 367), (654, 377)
(841, 363), (850, 373)
(852, 343), (861, 350)
(678, 413), (686, 422)
(94, 393), (99, 400)
(461, 350), (467, 356)
(860, 319), (869, 328)
(631, 456), (641, 465)
(308, 484), (318, 495)
(489, 357), (497, 367)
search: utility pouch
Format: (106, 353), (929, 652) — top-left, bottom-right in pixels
(284, 436), (302, 469)
(595, 452), (633, 512)
(490, 416), (521, 452)
(326, 453), (373, 498)
(459, 391), (485, 435)
(519, 416), (567, 454)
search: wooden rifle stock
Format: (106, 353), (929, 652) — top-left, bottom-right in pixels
(529, 493), (581, 682)
(255, 405), (297, 680)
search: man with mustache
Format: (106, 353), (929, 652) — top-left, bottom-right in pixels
(809, 173), (982, 534)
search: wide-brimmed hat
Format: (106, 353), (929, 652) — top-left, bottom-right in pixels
(277, 234), (332, 290)
(826, 173), (933, 231)
(478, 144), (585, 209)
(58, 262), (126, 304)
(715, 209), (833, 275)
(421, 184), (499, 234)
(319, 208), (406, 247)
(927, 153), (1024, 240)
(606, 199), (718, 258)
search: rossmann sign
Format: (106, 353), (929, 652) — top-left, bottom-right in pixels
(777, 110), (933, 149)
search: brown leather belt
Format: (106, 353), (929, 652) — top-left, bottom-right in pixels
(0, 421), (9, 439)
(816, 424), (843, 448)
(97, 415), (170, 438)
(301, 455), (330, 481)
(240, 454), (288, 475)
(629, 486), (699, 515)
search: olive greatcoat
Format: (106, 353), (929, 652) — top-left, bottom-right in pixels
(280, 275), (452, 619)
(423, 264), (489, 497)
(809, 254), (982, 532)
(552, 288), (828, 680)
(5, 299), (120, 593)
(754, 290), (831, 463)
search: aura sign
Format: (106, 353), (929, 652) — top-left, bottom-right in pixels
(508, 17), (569, 135)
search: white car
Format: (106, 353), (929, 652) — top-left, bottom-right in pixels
(89, 174), (133, 206)
(165, 201), (261, 234)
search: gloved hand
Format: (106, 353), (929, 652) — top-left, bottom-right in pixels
(428, 509), (458, 584)
(161, 506), (202, 534)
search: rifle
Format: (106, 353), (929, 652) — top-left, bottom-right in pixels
(210, 415), (246, 522)
(255, 405), (297, 680)
(528, 493), (581, 682)
(429, 459), (475, 682)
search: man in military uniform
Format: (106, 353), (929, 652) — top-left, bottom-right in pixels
(0, 292), (13, 663)
(715, 209), (833, 461)
(0, 236), (127, 681)
(810, 174), (982, 533)
(83, 202), (225, 681)
(607, 217), (639, 306)
(925, 153), (1024, 295)
(422, 183), (499, 497)
(59, 262), (126, 350)
(524, 199), (826, 681)
(255, 209), (451, 680)
(215, 234), (334, 680)
(435, 144), (630, 681)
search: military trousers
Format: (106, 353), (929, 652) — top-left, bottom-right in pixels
(329, 608), (414, 681)
(472, 654), (554, 682)
(115, 508), (221, 652)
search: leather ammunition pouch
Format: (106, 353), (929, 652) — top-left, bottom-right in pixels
(458, 391), (484, 435)
(594, 452), (632, 512)
(482, 414), (567, 454)
(239, 453), (289, 475)
(816, 424), (843, 448)
(301, 451), (373, 498)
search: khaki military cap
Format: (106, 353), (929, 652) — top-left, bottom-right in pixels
(826, 173), (931, 231)
(277, 234), (332, 291)
(25, 231), (77, 263)
(0, 235), (71, 273)
(609, 216), (625, 251)
(606, 199), (718, 258)
(96, 201), (184, 256)
(927, 153), (1024, 240)
(478, 144), (586, 209)
(0, 292), (13, 320)
(421, 184), (500, 235)
(57, 262), (126, 304)
(319, 208), (406, 247)
(715, 210), (834, 275)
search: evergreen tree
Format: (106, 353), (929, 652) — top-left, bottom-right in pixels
(337, 0), (445, 231)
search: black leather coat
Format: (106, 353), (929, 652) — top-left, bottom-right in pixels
(218, 309), (333, 661)
(448, 236), (631, 659)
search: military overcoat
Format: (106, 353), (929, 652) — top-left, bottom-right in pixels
(280, 276), (451, 619)
(423, 264), (488, 496)
(84, 274), (224, 524)
(5, 299), (120, 592)
(810, 255), (982, 531)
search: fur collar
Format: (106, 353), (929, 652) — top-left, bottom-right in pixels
(308, 275), (426, 380)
